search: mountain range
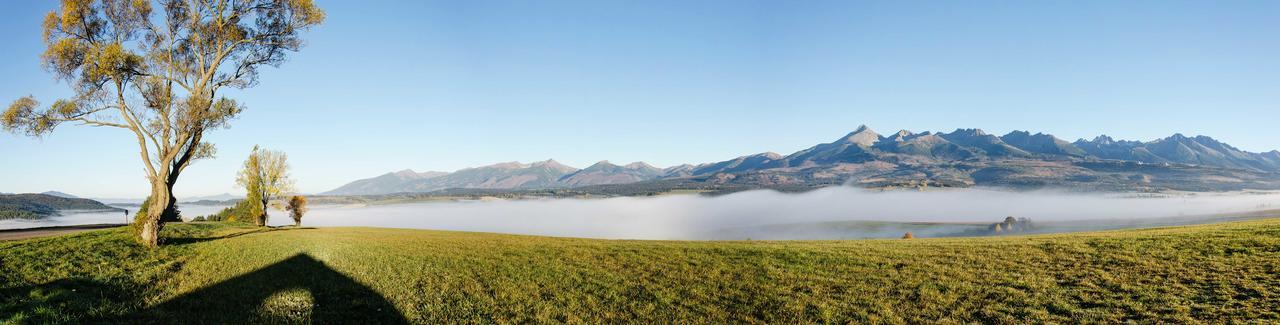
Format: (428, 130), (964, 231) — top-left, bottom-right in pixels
(325, 126), (1280, 195)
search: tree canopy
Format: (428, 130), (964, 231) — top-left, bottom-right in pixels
(236, 145), (293, 226)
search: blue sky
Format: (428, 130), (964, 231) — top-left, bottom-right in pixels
(2, 0), (1278, 198)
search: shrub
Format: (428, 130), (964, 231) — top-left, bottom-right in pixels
(286, 196), (307, 227)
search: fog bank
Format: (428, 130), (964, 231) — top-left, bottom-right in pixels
(265, 187), (1280, 240)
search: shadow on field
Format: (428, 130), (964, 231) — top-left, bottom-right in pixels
(0, 278), (142, 322)
(136, 253), (408, 323)
(164, 226), (314, 245)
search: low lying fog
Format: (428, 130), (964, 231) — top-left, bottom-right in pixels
(7, 187), (1277, 239)
(263, 187), (1280, 240)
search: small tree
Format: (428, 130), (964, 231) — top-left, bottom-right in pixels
(286, 195), (307, 227)
(2, 0), (324, 247)
(235, 145), (293, 226)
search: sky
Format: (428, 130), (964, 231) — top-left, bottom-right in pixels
(1, 0), (1278, 199)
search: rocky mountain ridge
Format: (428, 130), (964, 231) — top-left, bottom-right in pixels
(325, 126), (1280, 195)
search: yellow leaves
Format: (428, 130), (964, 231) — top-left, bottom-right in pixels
(207, 97), (244, 127)
(288, 0), (327, 26)
(42, 11), (58, 42)
(42, 37), (88, 77)
(130, 0), (152, 18)
(193, 142), (218, 160)
(1, 96), (56, 136)
(51, 99), (80, 117)
(81, 42), (144, 81)
(236, 145), (295, 203)
(59, 0), (94, 31)
(2, 97), (39, 130)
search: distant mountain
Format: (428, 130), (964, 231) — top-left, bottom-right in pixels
(692, 153), (785, 175)
(677, 126), (1280, 191)
(324, 170), (449, 195)
(872, 132), (977, 160)
(1073, 135), (1157, 162)
(559, 161), (664, 187)
(937, 129), (1031, 157)
(661, 164), (698, 178)
(40, 191), (79, 199)
(1071, 134), (1280, 172)
(1000, 131), (1086, 157)
(783, 125), (881, 166)
(326, 126), (1280, 195)
(409, 160), (578, 191)
(0, 193), (124, 220)
(1264, 151), (1280, 165)
(181, 193), (247, 202)
(324, 160), (585, 195)
(1141, 134), (1280, 171)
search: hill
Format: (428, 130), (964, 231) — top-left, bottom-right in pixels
(0, 193), (124, 220)
(2, 218), (1279, 322)
(39, 191), (79, 199)
(325, 126), (1280, 196)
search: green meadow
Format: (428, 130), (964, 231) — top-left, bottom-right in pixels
(3, 218), (1279, 323)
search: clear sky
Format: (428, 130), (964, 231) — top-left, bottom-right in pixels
(2, 0), (1278, 199)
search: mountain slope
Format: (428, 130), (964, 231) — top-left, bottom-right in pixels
(324, 170), (449, 195)
(692, 152), (785, 175)
(1000, 131), (1087, 157)
(938, 129), (1031, 157)
(325, 160), (585, 195)
(873, 132), (978, 160)
(399, 160), (578, 192)
(782, 125), (882, 166)
(558, 161), (664, 186)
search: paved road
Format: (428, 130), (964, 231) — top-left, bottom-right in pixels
(0, 224), (125, 241)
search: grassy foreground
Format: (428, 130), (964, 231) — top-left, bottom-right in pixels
(2, 219), (1280, 323)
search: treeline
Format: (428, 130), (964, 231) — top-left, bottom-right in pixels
(0, 210), (41, 220)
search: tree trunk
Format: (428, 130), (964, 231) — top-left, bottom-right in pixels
(139, 180), (178, 247)
(257, 198), (269, 227)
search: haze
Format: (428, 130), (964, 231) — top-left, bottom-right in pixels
(255, 188), (1280, 239)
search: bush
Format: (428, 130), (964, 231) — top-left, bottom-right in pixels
(129, 196), (184, 243)
(209, 197), (262, 223)
(286, 196), (307, 227)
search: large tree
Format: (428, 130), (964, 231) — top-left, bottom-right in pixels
(2, 0), (323, 246)
(235, 145), (293, 227)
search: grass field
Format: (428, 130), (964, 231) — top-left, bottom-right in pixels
(2, 218), (1279, 323)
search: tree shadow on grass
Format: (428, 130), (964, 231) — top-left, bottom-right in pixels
(133, 253), (409, 324)
(0, 278), (143, 324)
